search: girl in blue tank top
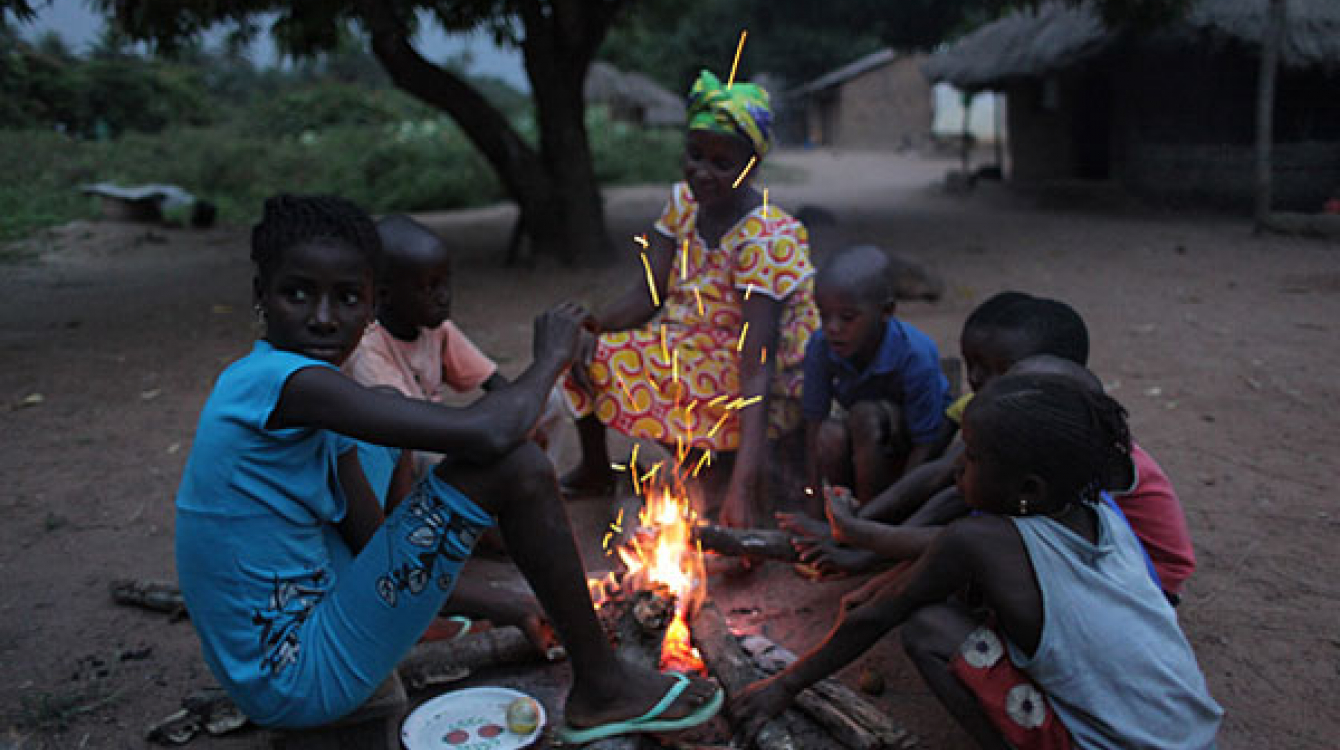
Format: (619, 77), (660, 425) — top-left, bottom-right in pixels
(175, 195), (721, 740)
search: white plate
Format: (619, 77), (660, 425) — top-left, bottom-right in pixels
(401, 686), (545, 750)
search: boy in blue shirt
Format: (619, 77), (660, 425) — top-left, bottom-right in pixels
(801, 246), (950, 516)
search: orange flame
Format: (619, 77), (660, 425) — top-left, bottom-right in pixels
(591, 477), (708, 673)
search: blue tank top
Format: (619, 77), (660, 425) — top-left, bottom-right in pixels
(1007, 502), (1222, 748)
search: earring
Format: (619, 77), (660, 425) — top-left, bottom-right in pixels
(1018, 497), (1029, 515)
(253, 303), (267, 330)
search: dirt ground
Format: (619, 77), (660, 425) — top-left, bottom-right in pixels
(2, 150), (1338, 749)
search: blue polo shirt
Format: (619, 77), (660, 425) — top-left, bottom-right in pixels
(801, 320), (950, 444)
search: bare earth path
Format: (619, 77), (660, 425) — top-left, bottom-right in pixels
(2, 151), (1337, 748)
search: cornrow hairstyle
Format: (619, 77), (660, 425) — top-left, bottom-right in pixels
(992, 296), (1090, 365)
(969, 372), (1131, 508)
(250, 195), (381, 282)
(962, 291), (1034, 335)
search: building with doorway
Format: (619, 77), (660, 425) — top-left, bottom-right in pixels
(923, 0), (1340, 210)
(789, 49), (932, 150)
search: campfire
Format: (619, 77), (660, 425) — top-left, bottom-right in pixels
(588, 473), (708, 676)
(581, 464), (918, 750)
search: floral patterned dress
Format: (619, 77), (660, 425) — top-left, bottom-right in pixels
(564, 182), (819, 452)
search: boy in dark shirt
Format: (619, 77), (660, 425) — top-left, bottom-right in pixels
(800, 246), (950, 515)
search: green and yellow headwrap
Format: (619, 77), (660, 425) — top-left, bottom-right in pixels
(686, 70), (774, 158)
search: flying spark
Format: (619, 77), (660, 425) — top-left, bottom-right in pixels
(692, 450), (713, 477)
(732, 155), (757, 189)
(640, 253), (660, 307)
(707, 412), (731, 439)
(727, 30), (749, 88)
(737, 322), (750, 352)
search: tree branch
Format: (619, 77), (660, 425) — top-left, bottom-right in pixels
(354, 0), (541, 198)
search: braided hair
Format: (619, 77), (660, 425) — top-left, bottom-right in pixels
(969, 372), (1131, 509)
(250, 195), (381, 282)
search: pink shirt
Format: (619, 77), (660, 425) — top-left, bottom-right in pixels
(1114, 443), (1197, 595)
(343, 321), (496, 402)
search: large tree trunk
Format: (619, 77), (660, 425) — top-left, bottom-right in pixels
(359, 0), (622, 263)
(1254, 0), (1287, 230)
(519, 0), (617, 263)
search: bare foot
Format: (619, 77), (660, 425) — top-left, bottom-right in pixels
(793, 537), (884, 574)
(563, 662), (720, 731)
(444, 577), (565, 659)
(775, 510), (830, 539)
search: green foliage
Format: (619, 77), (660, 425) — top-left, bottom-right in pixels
(587, 106), (681, 185)
(247, 80), (434, 137)
(2, 109), (682, 242)
(603, 0), (1194, 90)
(0, 41), (213, 135)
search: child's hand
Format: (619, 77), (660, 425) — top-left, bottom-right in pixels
(533, 302), (590, 368)
(824, 484), (859, 544)
(731, 676), (798, 748)
(569, 328), (598, 395)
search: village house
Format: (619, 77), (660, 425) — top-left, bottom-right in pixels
(923, 0), (1340, 211)
(788, 49), (934, 151)
(584, 61), (684, 128)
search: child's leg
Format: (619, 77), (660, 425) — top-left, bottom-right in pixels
(561, 414), (615, 494)
(901, 602), (1012, 750)
(813, 416), (853, 516)
(846, 400), (908, 505)
(433, 442), (719, 731)
(268, 471), (495, 727)
(441, 572), (563, 659)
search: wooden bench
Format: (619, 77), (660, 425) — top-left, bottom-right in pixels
(270, 673), (408, 750)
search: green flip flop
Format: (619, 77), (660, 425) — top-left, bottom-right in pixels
(555, 672), (723, 745)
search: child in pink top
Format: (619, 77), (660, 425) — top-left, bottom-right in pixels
(344, 215), (564, 478)
(346, 319), (498, 403)
(343, 214), (502, 405)
(342, 214), (564, 653)
(1115, 443), (1196, 600)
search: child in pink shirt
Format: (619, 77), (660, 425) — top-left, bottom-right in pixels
(344, 215), (564, 480)
(1113, 443), (1196, 602)
(342, 214), (564, 653)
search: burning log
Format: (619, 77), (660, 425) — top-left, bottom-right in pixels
(694, 525), (799, 563)
(397, 626), (545, 692)
(690, 602), (810, 750)
(740, 635), (919, 750)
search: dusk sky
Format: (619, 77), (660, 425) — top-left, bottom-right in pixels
(14, 0), (530, 90)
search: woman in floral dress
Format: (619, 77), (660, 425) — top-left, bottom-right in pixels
(563, 70), (819, 529)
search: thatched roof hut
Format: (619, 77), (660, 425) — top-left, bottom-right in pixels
(584, 62), (684, 127)
(920, 0), (1340, 211)
(924, 0), (1340, 90)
